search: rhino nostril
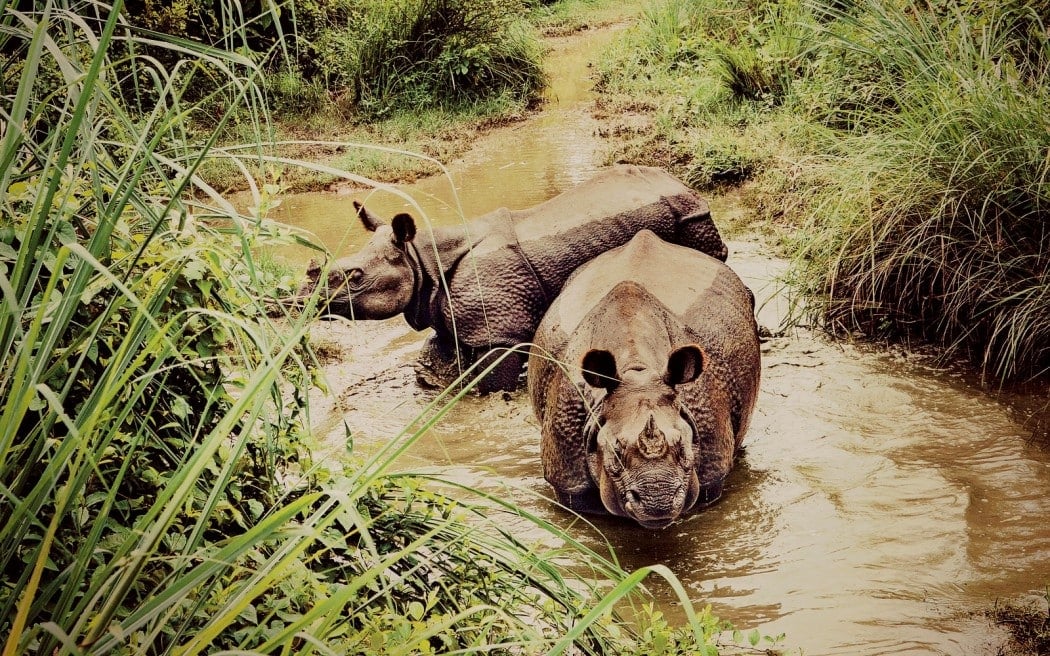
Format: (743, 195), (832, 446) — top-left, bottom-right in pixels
(625, 488), (641, 507)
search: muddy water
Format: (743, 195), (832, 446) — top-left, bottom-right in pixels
(272, 24), (1050, 656)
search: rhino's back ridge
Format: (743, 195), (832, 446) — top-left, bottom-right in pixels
(542, 230), (744, 342)
(510, 165), (704, 240)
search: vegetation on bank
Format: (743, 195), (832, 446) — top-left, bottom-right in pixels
(114, 0), (553, 191)
(594, 0), (1050, 383)
(990, 589), (1050, 656)
(0, 1), (781, 654)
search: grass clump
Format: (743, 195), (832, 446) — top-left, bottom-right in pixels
(990, 590), (1050, 655)
(785, 1), (1050, 381)
(593, 0), (1050, 382)
(318, 0), (547, 118)
(592, 0), (818, 208)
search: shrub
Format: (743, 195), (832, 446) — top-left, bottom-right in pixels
(787, 0), (1050, 381)
(341, 0), (547, 116)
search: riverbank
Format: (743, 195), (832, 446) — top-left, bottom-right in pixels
(199, 0), (641, 195)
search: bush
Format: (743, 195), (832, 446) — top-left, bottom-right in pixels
(337, 0), (547, 116)
(110, 0), (547, 118)
(787, 0), (1050, 381)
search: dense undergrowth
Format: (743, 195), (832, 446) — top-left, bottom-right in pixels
(595, 0), (1050, 383)
(0, 1), (775, 653)
(112, 0), (553, 191)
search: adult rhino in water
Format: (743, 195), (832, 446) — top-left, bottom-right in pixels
(297, 165), (728, 393)
(527, 230), (760, 529)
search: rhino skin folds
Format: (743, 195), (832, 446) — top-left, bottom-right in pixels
(528, 230), (760, 529)
(298, 165), (728, 393)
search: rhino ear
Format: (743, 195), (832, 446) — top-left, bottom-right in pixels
(353, 200), (386, 232)
(582, 349), (619, 391)
(665, 345), (705, 386)
(391, 213), (417, 245)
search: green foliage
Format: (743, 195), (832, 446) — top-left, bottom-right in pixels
(0, 2), (316, 650)
(327, 0), (547, 117)
(118, 0), (547, 118)
(785, 0), (1050, 380)
(595, 0), (1050, 381)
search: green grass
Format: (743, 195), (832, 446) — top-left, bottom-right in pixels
(590, 0), (1050, 382)
(528, 0), (639, 36)
(784, 0), (1050, 381)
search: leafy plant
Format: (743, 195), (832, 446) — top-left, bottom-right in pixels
(312, 0), (547, 116)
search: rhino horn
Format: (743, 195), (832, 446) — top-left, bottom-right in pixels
(353, 200), (385, 232)
(638, 415), (667, 459)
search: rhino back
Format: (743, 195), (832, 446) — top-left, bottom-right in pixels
(543, 230), (748, 335)
(512, 165), (719, 293)
(511, 165), (698, 239)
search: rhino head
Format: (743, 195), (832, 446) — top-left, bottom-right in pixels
(298, 202), (421, 321)
(580, 345), (705, 529)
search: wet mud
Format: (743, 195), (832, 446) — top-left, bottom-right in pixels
(271, 21), (1050, 656)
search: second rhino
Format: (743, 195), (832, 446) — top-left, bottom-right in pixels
(298, 165), (728, 393)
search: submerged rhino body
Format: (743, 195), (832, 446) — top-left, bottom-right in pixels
(299, 165), (728, 393)
(527, 230), (760, 528)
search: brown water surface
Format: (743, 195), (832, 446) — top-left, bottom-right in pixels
(271, 23), (1050, 656)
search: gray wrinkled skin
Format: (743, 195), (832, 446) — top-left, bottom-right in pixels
(297, 165), (728, 393)
(527, 230), (760, 528)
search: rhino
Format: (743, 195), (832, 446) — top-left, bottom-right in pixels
(297, 165), (728, 393)
(527, 230), (760, 529)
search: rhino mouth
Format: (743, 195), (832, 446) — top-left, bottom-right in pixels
(634, 516), (677, 530)
(623, 487), (684, 530)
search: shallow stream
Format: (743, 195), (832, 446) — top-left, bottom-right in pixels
(270, 24), (1050, 655)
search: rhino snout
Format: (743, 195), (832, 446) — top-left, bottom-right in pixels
(604, 465), (699, 529)
(622, 480), (684, 529)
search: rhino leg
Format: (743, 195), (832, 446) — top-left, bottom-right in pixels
(415, 337), (526, 394)
(415, 333), (468, 389)
(472, 348), (526, 394)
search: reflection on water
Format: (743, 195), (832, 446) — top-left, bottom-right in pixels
(273, 22), (1050, 656)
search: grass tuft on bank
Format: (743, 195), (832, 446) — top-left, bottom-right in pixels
(593, 0), (1050, 382)
(989, 590), (1050, 655)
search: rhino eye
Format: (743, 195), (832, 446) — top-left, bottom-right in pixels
(347, 268), (364, 287)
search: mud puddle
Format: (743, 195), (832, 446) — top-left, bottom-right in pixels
(271, 19), (1050, 656)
